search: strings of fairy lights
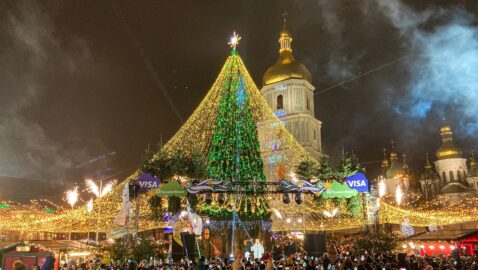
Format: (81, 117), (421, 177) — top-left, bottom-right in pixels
(0, 39), (477, 234)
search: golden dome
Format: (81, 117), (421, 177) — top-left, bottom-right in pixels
(436, 146), (460, 159)
(263, 28), (312, 85)
(440, 126), (451, 133)
(436, 125), (461, 160)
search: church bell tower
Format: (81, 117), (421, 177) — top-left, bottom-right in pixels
(260, 16), (324, 160)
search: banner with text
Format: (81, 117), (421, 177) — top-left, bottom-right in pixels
(345, 173), (369, 193)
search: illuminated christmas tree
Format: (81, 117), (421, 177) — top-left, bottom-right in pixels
(161, 39), (314, 181)
(208, 49), (265, 184)
(200, 33), (269, 219)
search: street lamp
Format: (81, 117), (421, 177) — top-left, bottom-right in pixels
(85, 178), (116, 242)
(65, 186), (79, 240)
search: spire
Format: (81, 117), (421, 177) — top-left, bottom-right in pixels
(386, 140), (405, 179)
(381, 148), (389, 168)
(262, 12), (312, 85)
(436, 125), (461, 159)
(390, 140), (398, 160)
(402, 153), (409, 175)
(440, 125), (453, 142)
(281, 11), (288, 30)
(279, 12), (292, 53)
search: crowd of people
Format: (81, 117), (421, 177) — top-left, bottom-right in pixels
(118, 240), (478, 270)
(10, 241), (477, 270)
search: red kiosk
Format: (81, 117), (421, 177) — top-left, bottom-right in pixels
(0, 242), (57, 270)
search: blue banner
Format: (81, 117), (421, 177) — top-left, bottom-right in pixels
(345, 173), (369, 193)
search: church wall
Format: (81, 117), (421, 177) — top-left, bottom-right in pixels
(434, 158), (468, 184)
(260, 79), (324, 161)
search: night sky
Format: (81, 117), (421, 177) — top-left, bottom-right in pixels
(1, 0), (477, 201)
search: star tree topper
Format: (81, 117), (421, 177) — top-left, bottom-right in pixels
(228, 32), (241, 50)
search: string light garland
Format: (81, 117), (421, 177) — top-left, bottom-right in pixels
(0, 38), (477, 234)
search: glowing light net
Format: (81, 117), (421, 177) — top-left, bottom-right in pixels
(162, 51), (315, 181)
(1, 51), (477, 234)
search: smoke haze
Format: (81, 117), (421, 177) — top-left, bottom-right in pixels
(0, 1), (92, 183)
(1, 0), (477, 200)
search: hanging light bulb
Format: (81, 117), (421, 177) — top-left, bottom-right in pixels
(65, 186), (79, 208)
(205, 193), (212, 204)
(282, 193), (290, 204)
(295, 193), (303, 205)
(217, 193), (225, 204)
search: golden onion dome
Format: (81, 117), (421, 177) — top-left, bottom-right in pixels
(263, 28), (312, 85)
(436, 125), (461, 160)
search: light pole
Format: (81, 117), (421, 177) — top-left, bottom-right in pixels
(66, 186), (79, 240)
(86, 178), (115, 242)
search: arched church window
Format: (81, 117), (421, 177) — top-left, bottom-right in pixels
(313, 129), (317, 140)
(449, 171), (454, 182)
(277, 95), (283, 110)
(457, 170), (462, 181)
(442, 171), (447, 182)
(306, 96), (310, 110)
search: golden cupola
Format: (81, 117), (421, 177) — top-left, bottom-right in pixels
(263, 22), (312, 86)
(436, 125), (461, 160)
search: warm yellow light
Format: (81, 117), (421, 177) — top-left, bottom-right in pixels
(86, 179), (116, 198)
(228, 32), (241, 50)
(378, 179), (386, 198)
(69, 252), (90, 257)
(65, 187), (78, 207)
(395, 185), (403, 205)
(272, 208), (283, 219)
(86, 199), (93, 213)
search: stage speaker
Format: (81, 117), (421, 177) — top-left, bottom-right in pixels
(181, 232), (198, 259)
(304, 233), (326, 256)
(172, 237), (185, 261)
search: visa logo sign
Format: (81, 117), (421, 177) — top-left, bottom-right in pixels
(345, 173), (369, 193)
(138, 181), (159, 189)
(136, 173), (161, 193)
(347, 180), (367, 187)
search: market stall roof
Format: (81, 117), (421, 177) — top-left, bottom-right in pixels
(408, 229), (478, 241)
(29, 240), (96, 253)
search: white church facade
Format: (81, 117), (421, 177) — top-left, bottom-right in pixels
(259, 22), (325, 161)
